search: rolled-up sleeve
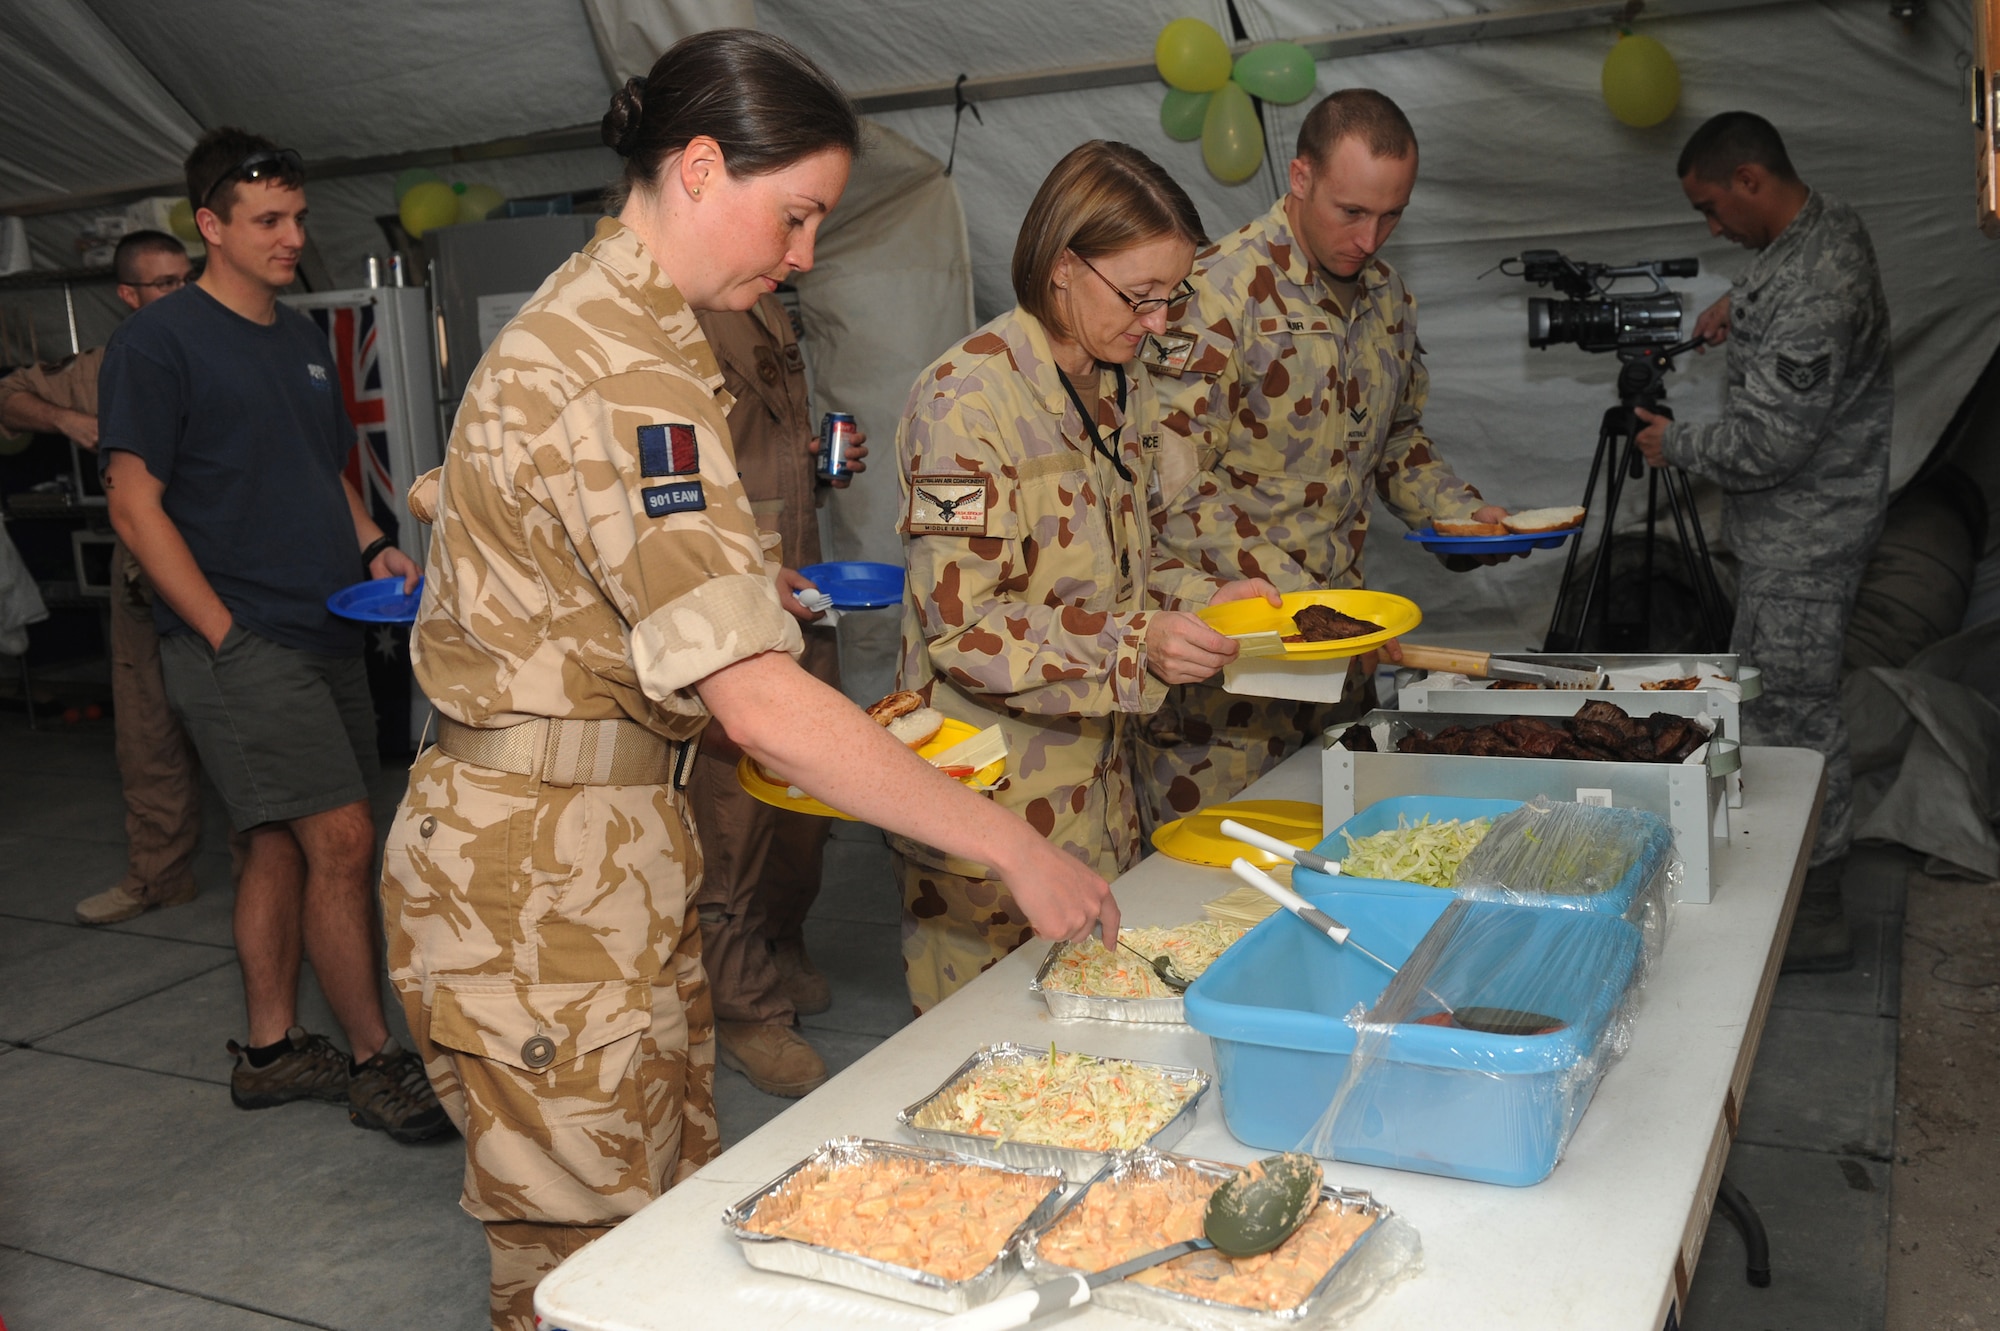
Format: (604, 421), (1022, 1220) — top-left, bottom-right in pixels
(528, 370), (800, 703)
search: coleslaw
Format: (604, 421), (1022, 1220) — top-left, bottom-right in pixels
(913, 1048), (1198, 1152)
(1338, 814), (1492, 887)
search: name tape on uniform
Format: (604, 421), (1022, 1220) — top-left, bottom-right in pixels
(908, 474), (991, 536)
(642, 480), (706, 517)
(637, 422), (700, 477)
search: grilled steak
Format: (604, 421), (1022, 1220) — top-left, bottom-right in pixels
(1292, 604), (1384, 642)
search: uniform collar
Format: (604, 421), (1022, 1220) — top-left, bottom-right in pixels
(1000, 307), (1132, 458)
(1744, 188), (1821, 285)
(1262, 196), (1389, 306)
(584, 216), (726, 395)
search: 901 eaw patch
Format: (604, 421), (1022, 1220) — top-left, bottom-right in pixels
(641, 479), (706, 517)
(637, 422), (700, 477)
(908, 474), (991, 536)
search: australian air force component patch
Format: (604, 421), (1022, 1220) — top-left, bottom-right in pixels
(1137, 329), (1198, 376)
(908, 474), (990, 536)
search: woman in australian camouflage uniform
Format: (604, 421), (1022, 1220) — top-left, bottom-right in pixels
(378, 34), (1118, 1331)
(892, 141), (1279, 1013)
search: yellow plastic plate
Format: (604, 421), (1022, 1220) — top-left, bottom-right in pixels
(1150, 799), (1324, 869)
(1197, 589), (1422, 660)
(736, 717), (1005, 821)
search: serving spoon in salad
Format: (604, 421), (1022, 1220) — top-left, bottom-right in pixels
(1117, 938), (1191, 993)
(930, 1153), (1324, 1330)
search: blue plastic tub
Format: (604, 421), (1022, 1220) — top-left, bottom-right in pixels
(1297, 795), (1673, 925)
(1182, 889), (1645, 1186)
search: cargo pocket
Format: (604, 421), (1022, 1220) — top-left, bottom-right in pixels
(428, 978), (663, 1225)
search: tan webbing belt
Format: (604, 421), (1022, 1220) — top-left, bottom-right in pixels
(437, 715), (693, 788)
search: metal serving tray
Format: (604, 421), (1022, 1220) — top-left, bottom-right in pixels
(1322, 709), (1737, 904)
(720, 1137), (1067, 1313)
(898, 1042), (1211, 1176)
(1030, 942), (1189, 1025)
(1396, 652), (1756, 808)
(1020, 1148), (1391, 1330)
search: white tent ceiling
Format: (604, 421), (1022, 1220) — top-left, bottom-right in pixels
(2, 0), (1994, 645)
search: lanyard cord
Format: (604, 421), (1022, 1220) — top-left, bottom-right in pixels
(1057, 363), (1134, 484)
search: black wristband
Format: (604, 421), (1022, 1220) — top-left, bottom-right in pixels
(360, 535), (395, 574)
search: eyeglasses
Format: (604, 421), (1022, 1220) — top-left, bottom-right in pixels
(1073, 253), (1195, 316)
(199, 148), (304, 211)
(126, 275), (189, 293)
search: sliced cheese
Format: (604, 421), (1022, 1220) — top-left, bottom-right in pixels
(927, 723), (1007, 775)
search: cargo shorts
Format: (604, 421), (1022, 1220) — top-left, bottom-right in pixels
(379, 748), (719, 1228)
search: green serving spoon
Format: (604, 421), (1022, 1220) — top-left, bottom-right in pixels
(930, 1153), (1324, 1330)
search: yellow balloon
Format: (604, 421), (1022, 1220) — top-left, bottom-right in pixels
(1202, 81), (1265, 184)
(1601, 33), (1680, 128)
(457, 183), (506, 224)
(1156, 17), (1232, 94)
(398, 180), (459, 238)
(166, 198), (199, 244)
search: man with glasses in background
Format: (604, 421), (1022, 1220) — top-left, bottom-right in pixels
(0, 230), (240, 926)
(96, 128), (446, 1143)
(1134, 88), (1512, 831)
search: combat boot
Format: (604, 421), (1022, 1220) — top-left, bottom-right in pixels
(76, 875), (197, 925)
(1782, 856), (1853, 974)
(718, 1021), (828, 1097)
(772, 938), (832, 1016)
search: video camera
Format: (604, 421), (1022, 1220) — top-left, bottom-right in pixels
(1502, 251), (1699, 354)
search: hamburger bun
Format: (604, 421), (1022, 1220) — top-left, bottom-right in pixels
(1503, 506), (1586, 534)
(886, 707), (945, 749)
(1434, 518), (1509, 536)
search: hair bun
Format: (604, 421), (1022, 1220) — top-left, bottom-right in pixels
(601, 76), (647, 157)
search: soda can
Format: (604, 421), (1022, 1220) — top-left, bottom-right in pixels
(817, 412), (857, 480)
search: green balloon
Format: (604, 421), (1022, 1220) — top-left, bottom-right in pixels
(456, 183), (506, 224)
(1155, 17), (1232, 93)
(1202, 81), (1265, 184)
(393, 167), (441, 204)
(1160, 88), (1211, 142)
(1231, 41), (1317, 105)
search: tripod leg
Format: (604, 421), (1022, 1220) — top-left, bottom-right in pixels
(1644, 470), (1659, 652)
(1574, 416), (1638, 652)
(1661, 468), (1730, 651)
(1544, 412), (1618, 652)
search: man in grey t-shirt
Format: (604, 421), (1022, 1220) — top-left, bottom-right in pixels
(1637, 111), (1894, 974)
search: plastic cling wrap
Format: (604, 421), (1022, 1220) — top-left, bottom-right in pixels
(1183, 891), (1646, 1188)
(1451, 796), (1680, 965)
(1298, 898), (1645, 1185)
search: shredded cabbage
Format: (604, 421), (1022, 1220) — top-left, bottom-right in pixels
(916, 1048), (1197, 1151)
(1043, 922), (1245, 999)
(1339, 814), (1491, 887)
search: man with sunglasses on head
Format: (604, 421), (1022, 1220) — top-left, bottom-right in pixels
(1134, 88), (1510, 831)
(0, 230), (244, 927)
(95, 128), (446, 1143)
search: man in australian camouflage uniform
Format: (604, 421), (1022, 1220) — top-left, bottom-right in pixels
(1135, 89), (1508, 829)
(1637, 111), (1893, 974)
(381, 217), (803, 1328)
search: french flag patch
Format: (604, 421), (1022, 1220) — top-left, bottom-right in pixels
(637, 422), (700, 477)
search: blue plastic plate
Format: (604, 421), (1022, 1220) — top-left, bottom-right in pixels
(799, 561), (904, 610)
(1405, 527), (1578, 555)
(328, 576), (424, 624)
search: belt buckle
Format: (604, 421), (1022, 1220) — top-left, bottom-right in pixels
(536, 718), (575, 787)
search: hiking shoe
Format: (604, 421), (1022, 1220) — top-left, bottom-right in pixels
(76, 877), (197, 925)
(718, 1021), (828, 1097)
(227, 1027), (351, 1109)
(771, 939), (832, 1016)
(348, 1039), (453, 1144)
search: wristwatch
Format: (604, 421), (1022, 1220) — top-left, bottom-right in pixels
(359, 535), (395, 575)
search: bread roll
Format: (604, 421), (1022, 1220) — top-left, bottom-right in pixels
(1503, 506), (1586, 534)
(886, 707), (945, 749)
(1434, 518), (1509, 536)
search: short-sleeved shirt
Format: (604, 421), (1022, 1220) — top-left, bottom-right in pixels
(0, 346), (103, 419)
(1145, 197), (1484, 592)
(97, 286), (362, 654)
(407, 217), (800, 742)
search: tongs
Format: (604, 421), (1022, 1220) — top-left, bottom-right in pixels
(1219, 817), (1340, 876)
(1396, 644), (1605, 689)
(1228, 858), (1398, 976)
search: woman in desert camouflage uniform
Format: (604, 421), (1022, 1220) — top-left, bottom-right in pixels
(378, 33), (1118, 1331)
(892, 141), (1279, 1013)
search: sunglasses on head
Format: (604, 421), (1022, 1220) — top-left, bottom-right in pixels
(199, 148), (304, 211)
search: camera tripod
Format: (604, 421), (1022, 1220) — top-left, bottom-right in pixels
(1543, 341), (1733, 654)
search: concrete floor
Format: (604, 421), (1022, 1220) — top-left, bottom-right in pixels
(0, 709), (1923, 1329)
